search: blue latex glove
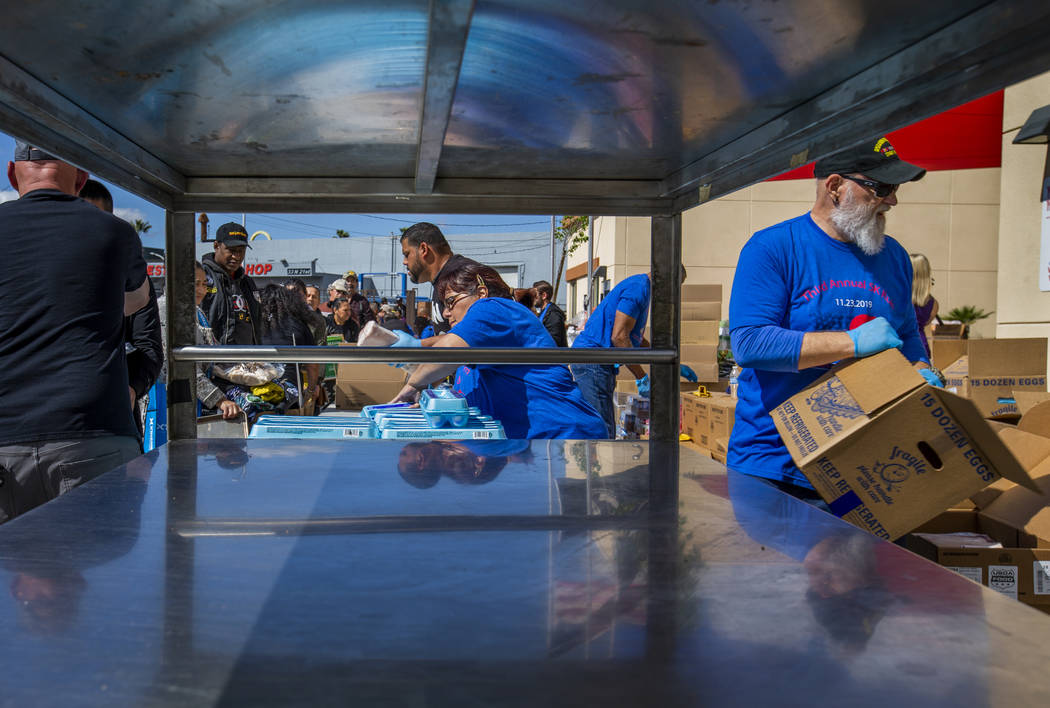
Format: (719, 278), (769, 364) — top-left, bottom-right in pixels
(846, 317), (902, 358)
(635, 375), (651, 397)
(919, 368), (944, 387)
(680, 364), (698, 382)
(391, 329), (421, 348)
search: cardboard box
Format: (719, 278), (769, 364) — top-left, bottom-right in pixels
(932, 339), (968, 371)
(679, 320), (720, 346)
(1015, 391), (1050, 416)
(708, 394), (737, 442)
(682, 362), (719, 383)
(680, 344), (717, 364)
(1019, 400), (1050, 438)
(937, 339), (1048, 418)
(335, 360), (407, 409)
(909, 507), (1050, 608)
(708, 431), (729, 463)
(680, 393), (700, 439)
(681, 284), (721, 303)
(694, 397), (712, 449)
(771, 349), (1038, 540)
(680, 302), (721, 320)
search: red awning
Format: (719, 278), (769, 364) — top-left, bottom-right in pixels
(769, 91), (1004, 181)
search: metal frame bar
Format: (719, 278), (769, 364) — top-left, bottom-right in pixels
(648, 215), (681, 517)
(664, 0), (1050, 211)
(171, 345), (677, 365)
(414, 0), (475, 194)
(166, 211), (198, 441)
(174, 513), (656, 537)
(174, 177), (669, 215)
(0, 54), (184, 207)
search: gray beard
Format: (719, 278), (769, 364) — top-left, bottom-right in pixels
(830, 193), (886, 256)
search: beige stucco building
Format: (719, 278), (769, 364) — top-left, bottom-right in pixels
(566, 72), (1050, 364)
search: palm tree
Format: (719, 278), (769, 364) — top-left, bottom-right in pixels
(335, 229), (350, 238)
(133, 219), (152, 236)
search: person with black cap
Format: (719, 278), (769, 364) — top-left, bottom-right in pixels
(200, 222), (261, 345)
(341, 270), (377, 326)
(0, 141), (149, 523)
(727, 136), (942, 501)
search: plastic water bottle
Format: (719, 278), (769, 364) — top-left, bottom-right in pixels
(729, 365), (741, 399)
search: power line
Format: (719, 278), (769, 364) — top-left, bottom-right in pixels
(356, 214), (551, 227)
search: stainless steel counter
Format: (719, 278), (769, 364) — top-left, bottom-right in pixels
(0, 439), (1047, 706)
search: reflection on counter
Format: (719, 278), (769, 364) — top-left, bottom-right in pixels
(0, 454), (153, 635)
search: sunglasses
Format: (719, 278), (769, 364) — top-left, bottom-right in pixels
(840, 174), (898, 199)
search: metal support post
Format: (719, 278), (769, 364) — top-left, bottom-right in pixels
(166, 211), (198, 441)
(648, 214), (681, 517)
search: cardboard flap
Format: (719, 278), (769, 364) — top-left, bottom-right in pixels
(937, 391), (1042, 493)
(835, 349), (925, 413)
(1019, 400), (1050, 439)
(1015, 391), (1050, 416)
(968, 338), (1047, 375)
(996, 426), (1050, 471)
(980, 473), (1050, 545)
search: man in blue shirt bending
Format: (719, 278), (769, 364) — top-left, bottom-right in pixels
(571, 273), (653, 438)
(728, 136), (943, 500)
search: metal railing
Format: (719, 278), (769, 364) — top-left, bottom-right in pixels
(171, 345), (678, 365)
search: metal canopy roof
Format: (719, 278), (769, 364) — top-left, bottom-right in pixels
(1, 0), (1049, 216)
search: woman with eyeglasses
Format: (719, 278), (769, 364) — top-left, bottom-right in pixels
(389, 263), (606, 439)
(909, 253), (938, 361)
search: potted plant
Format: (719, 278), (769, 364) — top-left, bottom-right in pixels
(941, 305), (993, 339)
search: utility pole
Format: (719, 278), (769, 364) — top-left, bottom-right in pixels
(391, 234), (397, 299)
(549, 215), (556, 285)
(586, 216), (594, 312)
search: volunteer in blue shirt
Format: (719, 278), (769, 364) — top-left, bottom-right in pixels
(569, 273), (651, 438)
(728, 136), (942, 501)
(390, 263), (606, 439)
(570, 270), (694, 438)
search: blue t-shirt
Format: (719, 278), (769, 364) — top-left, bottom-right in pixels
(727, 213), (926, 487)
(572, 274), (650, 349)
(450, 298), (606, 439)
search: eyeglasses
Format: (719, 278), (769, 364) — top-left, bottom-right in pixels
(840, 174), (899, 199)
(442, 292), (472, 312)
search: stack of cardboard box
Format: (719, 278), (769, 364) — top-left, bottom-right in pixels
(907, 422), (1050, 612)
(616, 283), (723, 394)
(936, 338), (1047, 419)
(680, 391), (736, 461)
(678, 283), (722, 385)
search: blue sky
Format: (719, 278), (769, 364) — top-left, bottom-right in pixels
(0, 131), (555, 246)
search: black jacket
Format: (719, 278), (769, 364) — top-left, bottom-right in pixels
(541, 302), (568, 347)
(125, 278), (164, 397)
(200, 253), (261, 345)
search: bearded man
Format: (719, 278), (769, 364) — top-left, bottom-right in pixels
(726, 136), (942, 501)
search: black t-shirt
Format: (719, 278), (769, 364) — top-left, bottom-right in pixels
(261, 318), (315, 347)
(430, 253), (481, 335)
(324, 313), (360, 343)
(0, 189), (147, 445)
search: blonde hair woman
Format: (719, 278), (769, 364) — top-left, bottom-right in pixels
(910, 253), (938, 360)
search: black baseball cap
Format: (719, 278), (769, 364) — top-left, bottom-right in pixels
(814, 137), (925, 183)
(215, 222), (252, 248)
(13, 141), (57, 162)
